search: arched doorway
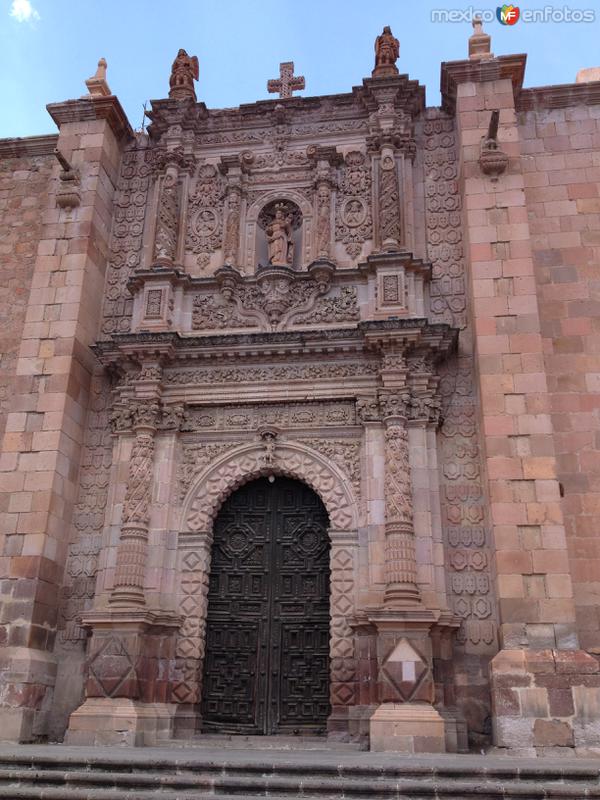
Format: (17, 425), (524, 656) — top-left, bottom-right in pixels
(200, 476), (331, 734)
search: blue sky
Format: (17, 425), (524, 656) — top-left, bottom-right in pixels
(1, 0), (599, 138)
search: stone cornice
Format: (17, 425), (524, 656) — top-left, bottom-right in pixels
(518, 81), (600, 111)
(440, 54), (527, 115)
(46, 96), (134, 142)
(92, 320), (458, 368)
(0, 134), (58, 158)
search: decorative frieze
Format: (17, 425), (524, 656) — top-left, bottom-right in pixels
(181, 400), (357, 432)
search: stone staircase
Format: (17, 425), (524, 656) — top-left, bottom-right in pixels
(0, 742), (600, 799)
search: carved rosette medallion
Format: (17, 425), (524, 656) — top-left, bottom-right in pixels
(335, 151), (373, 259)
(380, 390), (420, 606)
(186, 164), (225, 269)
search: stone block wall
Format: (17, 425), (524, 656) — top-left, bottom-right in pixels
(0, 141), (56, 441)
(519, 103), (600, 653)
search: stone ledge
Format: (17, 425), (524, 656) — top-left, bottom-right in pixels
(0, 134), (58, 158)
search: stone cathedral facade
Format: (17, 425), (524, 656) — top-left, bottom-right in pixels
(2, 23), (600, 754)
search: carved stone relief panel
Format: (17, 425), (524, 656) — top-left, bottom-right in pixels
(100, 147), (153, 338)
(424, 110), (497, 656)
(181, 401), (357, 432)
(335, 151), (373, 260)
(164, 360), (379, 388)
(56, 374), (112, 646)
(185, 164), (225, 271)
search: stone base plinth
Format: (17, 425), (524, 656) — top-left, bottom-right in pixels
(369, 702), (446, 752)
(65, 698), (178, 746)
(491, 648), (600, 755)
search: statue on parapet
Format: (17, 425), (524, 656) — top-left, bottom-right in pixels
(372, 26), (399, 78)
(169, 49), (199, 101)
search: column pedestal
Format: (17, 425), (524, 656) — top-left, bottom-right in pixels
(370, 703), (446, 753)
(366, 608), (447, 753)
(65, 609), (181, 746)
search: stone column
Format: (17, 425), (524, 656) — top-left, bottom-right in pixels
(379, 389), (420, 607)
(364, 355), (447, 753)
(110, 398), (160, 607)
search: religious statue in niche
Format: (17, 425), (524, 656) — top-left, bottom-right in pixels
(169, 49), (199, 101)
(267, 205), (294, 266)
(258, 200), (302, 268)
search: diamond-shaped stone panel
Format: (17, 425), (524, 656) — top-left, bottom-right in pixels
(380, 638), (433, 704)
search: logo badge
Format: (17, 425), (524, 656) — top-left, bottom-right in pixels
(497, 4), (520, 24)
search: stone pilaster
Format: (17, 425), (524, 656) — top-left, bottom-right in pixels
(152, 148), (191, 268)
(444, 52), (600, 754)
(0, 94), (132, 743)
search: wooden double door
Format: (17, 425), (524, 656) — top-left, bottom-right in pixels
(201, 477), (331, 734)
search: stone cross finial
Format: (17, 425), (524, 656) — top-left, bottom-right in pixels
(267, 62), (305, 99)
(469, 16), (493, 60)
(85, 57), (111, 97)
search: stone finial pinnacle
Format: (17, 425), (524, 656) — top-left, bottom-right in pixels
(85, 57), (111, 97)
(469, 15), (493, 60)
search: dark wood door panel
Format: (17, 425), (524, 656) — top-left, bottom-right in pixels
(201, 477), (330, 734)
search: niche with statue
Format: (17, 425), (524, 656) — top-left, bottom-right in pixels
(256, 200), (303, 270)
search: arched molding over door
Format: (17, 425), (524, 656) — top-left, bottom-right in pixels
(182, 440), (359, 534)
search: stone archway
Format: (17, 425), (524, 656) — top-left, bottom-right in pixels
(171, 440), (360, 736)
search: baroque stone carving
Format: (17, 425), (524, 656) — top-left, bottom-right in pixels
(181, 401), (357, 432)
(165, 360), (378, 386)
(296, 438), (361, 497)
(330, 541), (358, 707)
(356, 395), (380, 422)
(186, 164), (225, 269)
(185, 443), (358, 532)
(223, 187), (241, 264)
(373, 26), (400, 78)
(172, 537), (212, 703)
(335, 151), (373, 259)
(191, 263), (358, 331)
(169, 49), (199, 101)
(101, 147), (153, 337)
(154, 171), (180, 264)
(426, 110), (497, 653)
(111, 400), (160, 606)
(56, 374), (111, 646)
(379, 150), (402, 248)
(178, 441), (242, 501)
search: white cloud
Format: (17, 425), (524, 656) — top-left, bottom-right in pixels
(9, 0), (40, 22)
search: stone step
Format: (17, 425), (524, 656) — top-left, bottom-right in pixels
(0, 746), (600, 799)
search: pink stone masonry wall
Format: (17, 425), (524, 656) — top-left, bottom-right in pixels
(0, 153), (54, 441)
(520, 103), (600, 653)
